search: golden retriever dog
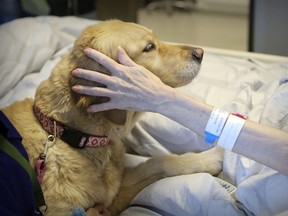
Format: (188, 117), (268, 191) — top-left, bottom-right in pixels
(1, 20), (223, 215)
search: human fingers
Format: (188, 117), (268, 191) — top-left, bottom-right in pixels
(72, 85), (116, 98)
(85, 207), (102, 216)
(94, 204), (111, 216)
(87, 102), (117, 112)
(84, 48), (122, 74)
(72, 86), (121, 112)
(72, 68), (113, 86)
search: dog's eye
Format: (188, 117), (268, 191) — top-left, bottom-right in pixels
(143, 43), (155, 52)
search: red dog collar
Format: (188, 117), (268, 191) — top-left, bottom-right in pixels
(33, 105), (110, 148)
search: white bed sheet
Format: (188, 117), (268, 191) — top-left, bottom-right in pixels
(1, 16), (288, 216)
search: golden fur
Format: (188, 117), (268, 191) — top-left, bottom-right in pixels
(2, 20), (223, 215)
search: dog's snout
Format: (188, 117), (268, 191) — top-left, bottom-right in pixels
(192, 48), (204, 62)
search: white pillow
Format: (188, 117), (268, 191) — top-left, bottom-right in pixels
(0, 17), (59, 98)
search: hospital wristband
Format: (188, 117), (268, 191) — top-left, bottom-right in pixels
(204, 108), (230, 144)
(217, 114), (246, 151)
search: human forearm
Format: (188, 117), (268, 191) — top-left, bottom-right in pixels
(154, 87), (213, 137)
(157, 89), (288, 175)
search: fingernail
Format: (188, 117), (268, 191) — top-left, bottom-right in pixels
(72, 70), (82, 77)
(84, 47), (93, 55)
(87, 107), (94, 112)
(72, 85), (80, 91)
(118, 46), (124, 54)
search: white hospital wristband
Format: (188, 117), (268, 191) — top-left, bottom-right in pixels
(204, 108), (230, 144)
(217, 114), (246, 151)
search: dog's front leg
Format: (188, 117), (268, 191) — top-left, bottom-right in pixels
(109, 146), (223, 215)
(154, 146), (224, 177)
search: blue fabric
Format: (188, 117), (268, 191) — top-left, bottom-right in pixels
(0, 111), (41, 216)
(70, 206), (86, 216)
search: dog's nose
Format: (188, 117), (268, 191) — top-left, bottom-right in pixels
(192, 48), (204, 62)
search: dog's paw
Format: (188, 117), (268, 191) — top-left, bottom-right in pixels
(194, 146), (224, 175)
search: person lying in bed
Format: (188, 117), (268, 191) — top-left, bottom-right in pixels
(72, 47), (288, 177)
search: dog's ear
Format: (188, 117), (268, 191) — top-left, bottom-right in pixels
(69, 26), (113, 108)
(69, 28), (127, 125)
(70, 74), (128, 125)
(69, 77), (127, 125)
(72, 91), (127, 126)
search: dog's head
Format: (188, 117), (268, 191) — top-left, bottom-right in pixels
(70, 20), (203, 111)
(35, 20), (203, 137)
(71, 20), (203, 87)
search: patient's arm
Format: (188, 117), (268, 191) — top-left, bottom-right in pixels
(152, 88), (288, 175)
(72, 47), (288, 176)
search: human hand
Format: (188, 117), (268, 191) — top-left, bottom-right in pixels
(85, 204), (110, 216)
(72, 47), (173, 112)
